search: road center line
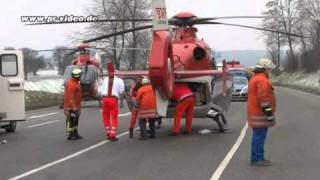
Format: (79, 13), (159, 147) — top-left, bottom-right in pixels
(210, 122), (248, 180)
(9, 131), (129, 180)
(27, 120), (60, 128)
(28, 112), (58, 119)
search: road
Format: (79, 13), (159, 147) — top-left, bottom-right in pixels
(0, 87), (319, 180)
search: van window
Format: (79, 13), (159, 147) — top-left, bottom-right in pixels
(0, 54), (18, 76)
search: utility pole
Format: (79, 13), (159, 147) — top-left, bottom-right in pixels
(277, 32), (281, 73)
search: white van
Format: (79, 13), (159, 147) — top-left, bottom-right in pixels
(0, 51), (25, 132)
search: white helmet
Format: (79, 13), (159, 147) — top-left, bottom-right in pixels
(141, 76), (151, 84)
(71, 68), (82, 78)
(255, 58), (276, 70)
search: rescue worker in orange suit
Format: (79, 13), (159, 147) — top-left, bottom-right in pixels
(171, 83), (195, 136)
(128, 78), (143, 138)
(248, 58), (276, 166)
(98, 75), (124, 141)
(64, 68), (83, 141)
(136, 76), (157, 140)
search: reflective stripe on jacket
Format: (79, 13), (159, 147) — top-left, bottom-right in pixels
(172, 83), (193, 102)
(247, 73), (276, 128)
(64, 78), (82, 110)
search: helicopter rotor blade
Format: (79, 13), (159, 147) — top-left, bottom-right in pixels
(83, 25), (153, 43)
(25, 18), (153, 25)
(190, 16), (267, 24)
(31, 48), (75, 53)
(196, 21), (308, 38)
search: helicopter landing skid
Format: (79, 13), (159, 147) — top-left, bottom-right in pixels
(207, 108), (232, 133)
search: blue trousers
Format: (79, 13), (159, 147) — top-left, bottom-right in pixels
(251, 128), (268, 162)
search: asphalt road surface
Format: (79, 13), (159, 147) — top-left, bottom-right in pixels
(0, 87), (319, 180)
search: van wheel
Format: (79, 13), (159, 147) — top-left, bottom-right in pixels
(5, 121), (16, 133)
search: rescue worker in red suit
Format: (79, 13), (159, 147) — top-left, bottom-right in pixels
(64, 68), (83, 140)
(98, 75), (124, 141)
(248, 58), (276, 166)
(136, 76), (157, 140)
(128, 78), (143, 138)
(171, 83), (195, 136)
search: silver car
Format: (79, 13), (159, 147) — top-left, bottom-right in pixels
(232, 76), (248, 101)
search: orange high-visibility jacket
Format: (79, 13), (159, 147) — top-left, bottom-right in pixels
(136, 84), (157, 119)
(64, 78), (82, 110)
(247, 73), (276, 128)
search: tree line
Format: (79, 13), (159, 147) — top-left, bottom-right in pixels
(4, 46), (76, 79)
(263, 0), (320, 72)
(71, 0), (152, 71)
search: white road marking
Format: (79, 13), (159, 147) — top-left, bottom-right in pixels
(119, 112), (131, 117)
(9, 131), (129, 180)
(28, 112), (58, 119)
(210, 122), (248, 180)
(27, 120), (60, 128)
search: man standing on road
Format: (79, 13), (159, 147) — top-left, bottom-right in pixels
(247, 58), (276, 166)
(99, 75), (124, 141)
(171, 83), (195, 136)
(64, 68), (83, 141)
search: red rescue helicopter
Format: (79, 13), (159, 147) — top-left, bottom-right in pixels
(27, 0), (306, 132)
(32, 44), (104, 107)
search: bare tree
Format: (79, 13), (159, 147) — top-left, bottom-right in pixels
(72, 0), (151, 70)
(53, 46), (76, 75)
(297, 0), (320, 71)
(262, 0), (300, 72)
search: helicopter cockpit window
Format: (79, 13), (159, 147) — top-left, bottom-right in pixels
(80, 50), (90, 54)
(0, 54), (18, 77)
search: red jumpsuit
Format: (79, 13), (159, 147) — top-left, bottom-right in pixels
(171, 83), (195, 134)
(129, 81), (142, 129)
(99, 76), (124, 140)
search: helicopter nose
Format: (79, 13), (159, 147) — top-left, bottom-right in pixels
(193, 46), (206, 60)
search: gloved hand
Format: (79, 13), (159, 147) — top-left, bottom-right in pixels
(262, 104), (274, 121)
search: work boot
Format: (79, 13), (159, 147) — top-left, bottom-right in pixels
(129, 128), (134, 139)
(74, 130), (83, 140)
(170, 132), (179, 136)
(251, 159), (272, 166)
(149, 120), (156, 139)
(109, 136), (118, 142)
(67, 132), (78, 141)
(139, 119), (148, 140)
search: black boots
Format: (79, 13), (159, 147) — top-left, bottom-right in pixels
(139, 119), (156, 140)
(149, 120), (155, 139)
(67, 130), (83, 141)
(139, 119), (148, 140)
(129, 128), (134, 139)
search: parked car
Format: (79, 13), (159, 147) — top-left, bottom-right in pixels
(232, 76), (248, 101)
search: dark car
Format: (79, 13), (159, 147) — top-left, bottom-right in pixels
(232, 76), (248, 101)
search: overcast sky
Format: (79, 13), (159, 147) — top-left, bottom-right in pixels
(0, 0), (268, 51)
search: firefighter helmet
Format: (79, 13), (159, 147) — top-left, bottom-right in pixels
(71, 68), (82, 78)
(141, 76), (151, 84)
(255, 58), (276, 70)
